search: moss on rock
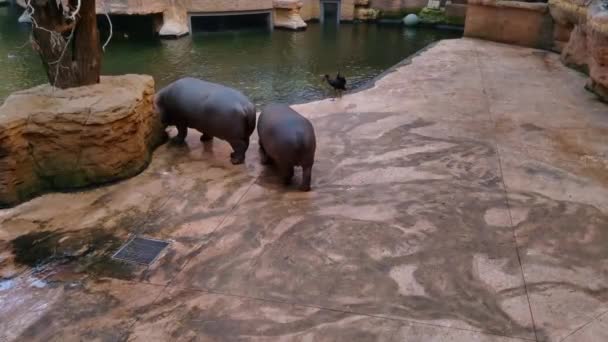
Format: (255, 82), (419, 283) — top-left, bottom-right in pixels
(418, 7), (465, 26)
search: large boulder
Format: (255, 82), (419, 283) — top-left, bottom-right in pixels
(0, 75), (166, 208)
(549, 0), (608, 101)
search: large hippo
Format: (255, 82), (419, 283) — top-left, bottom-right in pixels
(154, 77), (256, 164)
(258, 104), (316, 191)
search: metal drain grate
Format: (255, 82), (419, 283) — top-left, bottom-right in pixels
(112, 237), (170, 265)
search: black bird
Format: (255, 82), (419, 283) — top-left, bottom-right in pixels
(324, 72), (347, 97)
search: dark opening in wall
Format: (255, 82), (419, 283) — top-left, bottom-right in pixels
(97, 14), (161, 40)
(320, 0), (340, 24)
(190, 12), (271, 32)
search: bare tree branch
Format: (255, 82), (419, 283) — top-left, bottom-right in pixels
(100, 0), (113, 52)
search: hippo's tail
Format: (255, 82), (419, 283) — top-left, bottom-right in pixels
(245, 102), (256, 136)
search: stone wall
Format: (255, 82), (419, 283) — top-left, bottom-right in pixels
(96, 0), (427, 22)
(300, 0), (356, 21)
(341, 0), (356, 20)
(372, 0), (429, 15)
(464, 0), (607, 101)
(96, 0), (167, 15)
(20, 0), (438, 30)
(0, 75), (166, 208)
(274, 0), (307, 29)
(94, 0), (274, 14)
(464, 0), (554, 49)
(299, 0), (319, 20)
(550, 0), (608, 101)
(187, 0), (273, 13)
(18, 0), (284, 37)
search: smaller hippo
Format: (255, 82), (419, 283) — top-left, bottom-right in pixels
(154, 77), (256, 164)
(258, 104), (316, 191)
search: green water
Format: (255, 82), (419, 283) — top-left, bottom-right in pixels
(0, 5), (461, 105)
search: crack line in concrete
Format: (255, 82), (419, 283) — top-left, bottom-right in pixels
(473, 43), (541, 342)
(165, 176), (259, 287)
(162, 284), (537, 342)
(558, 309), (608, 342)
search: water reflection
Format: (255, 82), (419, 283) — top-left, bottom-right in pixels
(0, 6), (461, 104)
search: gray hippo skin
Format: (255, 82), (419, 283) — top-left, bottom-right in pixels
(258, 104), (316, 191)
(154, 77), (256, 164)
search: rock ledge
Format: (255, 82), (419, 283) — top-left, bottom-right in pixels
(0, 75), (166, 208)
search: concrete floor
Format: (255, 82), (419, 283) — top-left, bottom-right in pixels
(0, 38), (607, 341)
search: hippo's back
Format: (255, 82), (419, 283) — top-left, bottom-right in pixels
(161, 77), (250, 113)
(259, 104), (316, 166)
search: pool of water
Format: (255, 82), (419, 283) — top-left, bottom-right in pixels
(0, 5), (461, 105)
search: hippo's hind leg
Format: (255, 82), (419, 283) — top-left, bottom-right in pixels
(259, 142), (272, 165)
(301, 165), (312, 192)
(229, 139), (249, 165)
(280, 164), (294, 186)
(171, 122), (188, 145)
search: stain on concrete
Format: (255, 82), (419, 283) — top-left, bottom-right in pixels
(10, 229), (135, 281)
(521, 123), (544, 132)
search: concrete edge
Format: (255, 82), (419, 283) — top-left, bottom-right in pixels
(347, 39), (444, 95)
(288, 39), (448, 106)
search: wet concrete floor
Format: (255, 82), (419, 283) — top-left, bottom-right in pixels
(1, 38), (607, 341)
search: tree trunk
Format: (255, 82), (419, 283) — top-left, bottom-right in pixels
(31, 0), (101, 89)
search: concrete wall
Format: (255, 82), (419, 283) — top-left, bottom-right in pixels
(97, 0), (351, 22)
(300, 1), (319, 20)
(187, 0), (273, 13)
(25, 0), (273, 15)
(96, 0), (167, 15)
(20, 0), (378, 24)
(464, 0), (553, 49)
(301, 0), (356, 21)
(372, 0), (428, 13)
(341, 0), (356, 20)
(464, 0), (607, 101)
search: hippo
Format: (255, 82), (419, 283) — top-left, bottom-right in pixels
(258, 104), (316, 191)
(154, 77), (256, 164)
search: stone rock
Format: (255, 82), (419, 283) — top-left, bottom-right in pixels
(549, 0), (608, 101)
(273, 0), (307, 30)
(403, 13), (420, 26)
(356, 7), (380, 21)
(159, 5), (189, 38)
(0, 75), (166, 208)
(562, 25), (589, 72)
